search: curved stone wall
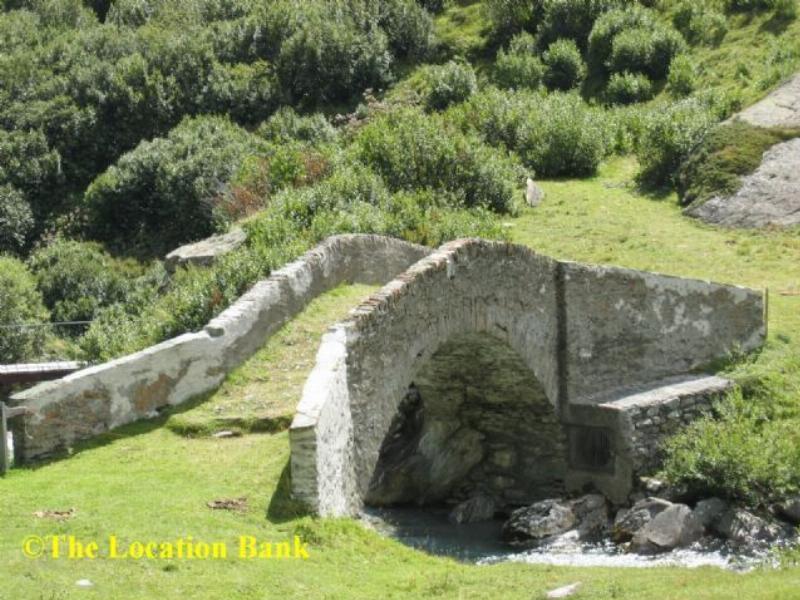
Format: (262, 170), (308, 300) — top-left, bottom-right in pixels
(9, 235), (431, 461)
(290, 239), (765, 516)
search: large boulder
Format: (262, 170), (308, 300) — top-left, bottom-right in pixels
(776, 497), (800, 526)
(449, 495), (497, 524)
(630, 504), (704, 554)
(502, 499), (576, 543)
(692, 497), (728, 529)
(571, 494), (610, 541)
(165, 227), (247, 273)
(612, 497), (672, 543)
(713, 508), (782, 545)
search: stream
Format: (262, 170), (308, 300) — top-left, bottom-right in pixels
(362, 507), (784, 571)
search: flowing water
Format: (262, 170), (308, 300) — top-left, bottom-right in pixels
(362, 507), (785, 571)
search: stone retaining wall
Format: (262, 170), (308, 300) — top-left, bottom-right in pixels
(8, 235), (431, 461)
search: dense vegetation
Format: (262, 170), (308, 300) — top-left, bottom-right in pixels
(1, 0), (800, 517)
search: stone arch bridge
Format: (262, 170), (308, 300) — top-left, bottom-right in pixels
(290, 239), (765, 516)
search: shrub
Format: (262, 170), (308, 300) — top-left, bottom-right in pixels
(457, 88), (611, 177)
(200, 61), (276, 125)
(0, 256), (49, 362)
(672, 2), (728, 46)
(676, 121), (800, 207)
(536, 0), (621, 50)
(588, 6), (655, 71)
(542, 39), (587, 91)
(379, 0), (436, 59)
(636, 98), (715, 187)
(493, 33), (545, 90)
(485, 0), (544, 40)
(276, 16), (393, 105)
(662, 392), (800, 505)
(667, 54), (698, 97)
(352, 108), (523, 213)
(85, 115), (268, 255)
(606, 71), (653, 105)
(27, 239), (141, 329)
(608, 24), (686, 79)
(256, 107), (338, 145)
(424, 60), (478, 110)
(0, 185), (34, 255)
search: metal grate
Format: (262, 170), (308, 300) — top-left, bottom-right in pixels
(569, 426), (614, 473)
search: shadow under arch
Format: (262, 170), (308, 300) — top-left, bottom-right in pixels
(365, 331), (568, 512)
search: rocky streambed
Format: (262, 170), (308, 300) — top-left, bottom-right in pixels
(363, 483), (800, 571)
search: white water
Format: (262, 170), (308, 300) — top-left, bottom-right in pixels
(363, 507), (783, 571)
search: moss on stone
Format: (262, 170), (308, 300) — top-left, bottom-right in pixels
(677, 120), (800, 208)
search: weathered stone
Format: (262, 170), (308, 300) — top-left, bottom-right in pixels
(692, 497), (728, 529)
(526, 178), (545, 207)
(630, 504), (703, 554)
(502, 499), (576, 543)
(571, 494), (610, 541)
(613, 497), (673, 543)
(449, 495), (497, 524)
(714, 508), (782, 544)
(165, 228), (247, 273)
(546, 583), (582, 599)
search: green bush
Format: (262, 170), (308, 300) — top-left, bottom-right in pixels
(0, 256), (49, 362)
(672, 2), (728, 46)
(84, 115), (267, 255)
(605, 71), (653, 105)
(536, 0), (621, 50)
(0, 185), (35, 255)
(667, 54), (698, 97)
(200, 61), (276, 125)
(662, 392), (800, 504)
(256, 107), (337, 145)
(352, 108), (523, 213)
(457, 88), (611, 177)
(493, 32), (545, 90)
(608, 25), (686, 79)
(676, 121), (800, 207)
(424, 60), (478, 110)
(543, 39), (587, 91)
(379, 0), (436, 59)
(636, 98), (715, 187)
(276, 15), (393, 105)
(27, 239), (143, 330)
(588, 6), (655, 72)
(485, 0), (544, 41)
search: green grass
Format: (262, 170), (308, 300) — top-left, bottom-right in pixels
(165, 284), (378, 437)
(2, 158), (800, 598)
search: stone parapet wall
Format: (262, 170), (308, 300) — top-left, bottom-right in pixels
(9, 235), (431, 462)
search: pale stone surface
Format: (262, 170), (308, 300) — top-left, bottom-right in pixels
(686, 138), (800, 228)
(630, 504), (703, 554)
(449, 495), (497, 524)
(714, 508), (782, 544)
(502, 499), (577, 543)
(526, 178), (545, 207)
(734, 73), (800, 128)
(9, 235), (430, 462)
(613, 497), (672, 543)
(547, 583), (582, 599)
(165, 228), (247, 273)
(290, 239), (765, 516)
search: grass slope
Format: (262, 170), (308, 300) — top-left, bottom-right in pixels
(2, 158), (800, 599)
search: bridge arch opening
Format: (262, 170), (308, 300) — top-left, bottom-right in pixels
(365, 332), (568, 511)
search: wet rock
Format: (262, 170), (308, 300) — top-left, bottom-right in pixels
(502, 499), (576, 543)
(613, 497), (672, 543)
(713, 508), (782, 545)
(526, 178), (545, 207)
(571, 494), (610, 541)
(449, 495), (497, 524)
(776, 497), (800, 526)
(630, 504), (703, 554)
(692, 497), (728, 529)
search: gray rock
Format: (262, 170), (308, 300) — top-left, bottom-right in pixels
(714, 508), (782, 544)
(776, 497), (800, 526)
(734, 73), (800, 129)
(449, 495), (497, 524)
(547, 583), (582, 599)
(165, 227), (247, 273)
(526, 178), (545, 207)
(685, 138), (800, 229)
(571, 494), (610, 541)
(630, 504), (704, 554)
(613, 497), (672, 543)
(692, 497), (728, 529)
(502, 499), (576, 543)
